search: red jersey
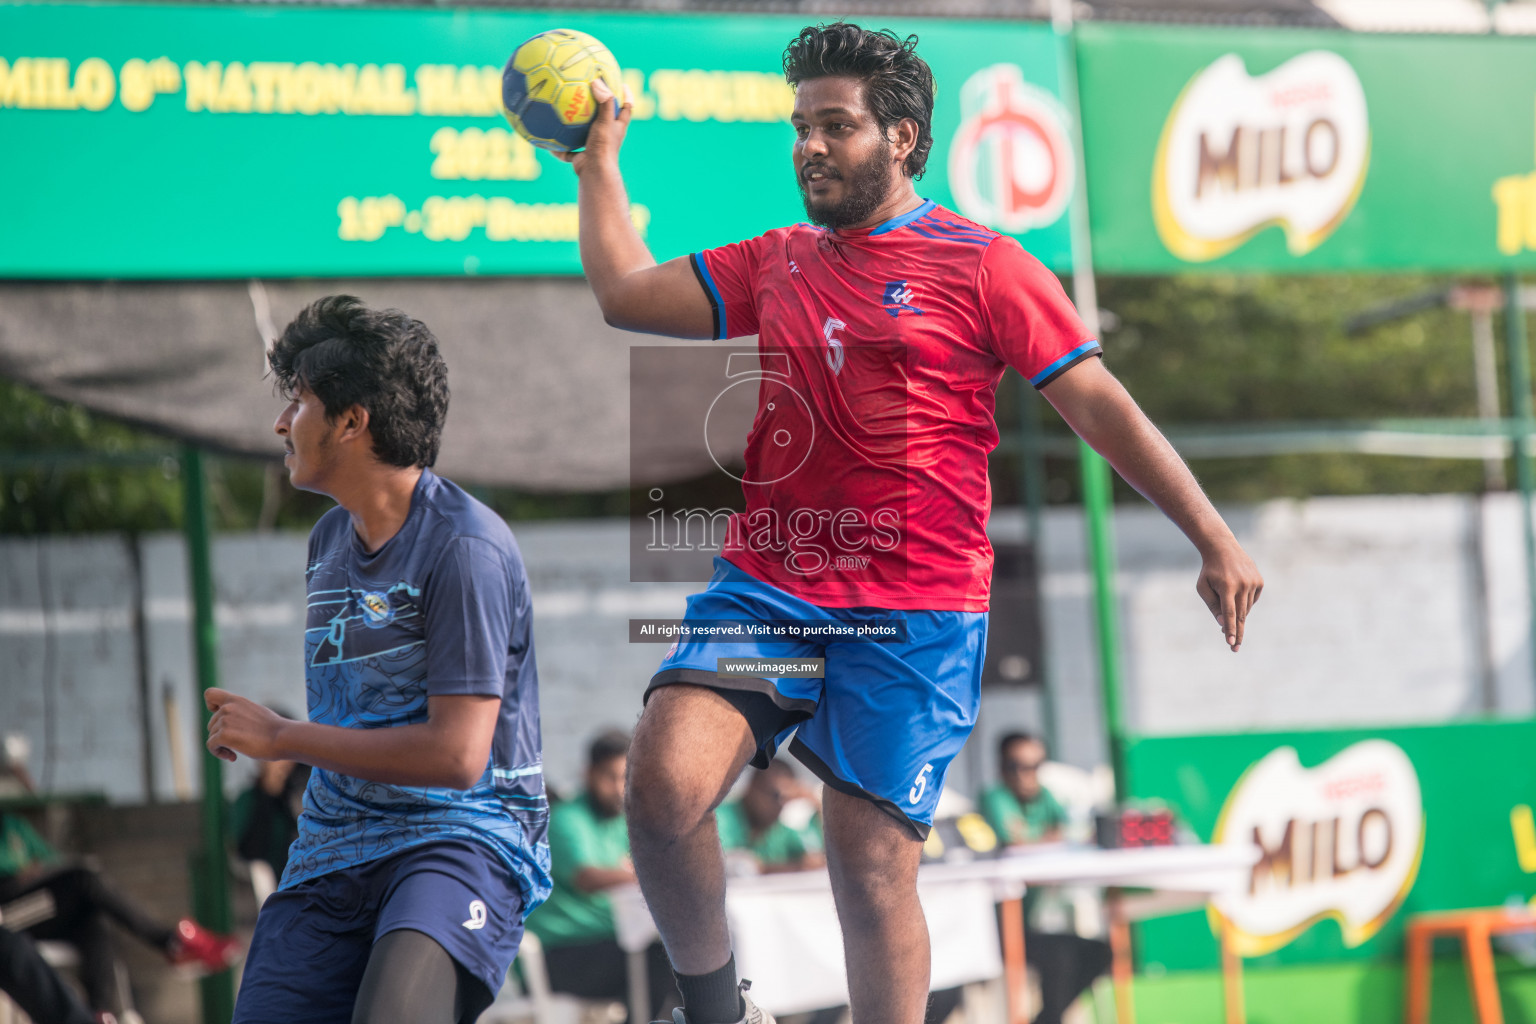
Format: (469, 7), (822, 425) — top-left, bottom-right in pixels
(692, 199), (1098, 612)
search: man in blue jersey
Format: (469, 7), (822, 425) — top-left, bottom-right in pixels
(204, 295), (550, 1024)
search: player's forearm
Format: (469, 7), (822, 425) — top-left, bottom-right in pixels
(575, 158), (656, 323)
(1060, 381), (1236, 556)
(274, 719), (487, 790)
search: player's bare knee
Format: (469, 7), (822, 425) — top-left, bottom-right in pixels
(829, 865), (918, 929)
(626, 686), (755, 842)
(625, 738), (705, 832)
(624, 764), (723, 843)
(826, 824), (922, 914)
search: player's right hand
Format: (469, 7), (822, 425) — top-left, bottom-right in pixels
(559, 78), (632, 173)
(205, 687), (291, 763)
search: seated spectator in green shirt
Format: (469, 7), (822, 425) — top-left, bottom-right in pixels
(525, 729), (679, 1022)
(979, 732), (1111, 1024)
(715, 759), (825, 874)
(979, 732), (1068, 847)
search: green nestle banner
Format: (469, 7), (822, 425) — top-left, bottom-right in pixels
(1127, 721), (1536, 973)
(1077, 24), (1536, 272)
(0, 4), (1074, 278)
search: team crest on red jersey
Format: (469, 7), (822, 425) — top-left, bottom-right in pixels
(882, 280), (924, 318)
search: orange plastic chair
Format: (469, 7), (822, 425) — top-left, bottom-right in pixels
(1404, 907), (1536, 1024)
(997, 894), (1245, 1024)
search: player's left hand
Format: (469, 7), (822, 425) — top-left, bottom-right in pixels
(205, 688), (291, 763)
(1195, 539), (1263, 653)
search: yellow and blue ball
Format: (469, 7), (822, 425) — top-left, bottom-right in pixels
(501, 29), (623, 155)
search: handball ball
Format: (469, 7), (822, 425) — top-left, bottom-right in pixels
(501, 29), (623, 155)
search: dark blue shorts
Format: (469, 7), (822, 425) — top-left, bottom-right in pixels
(648, 557), (986, 838)
(233, 840), (524, 1024)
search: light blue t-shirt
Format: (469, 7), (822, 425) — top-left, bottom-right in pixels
(281, 468), (552, 911)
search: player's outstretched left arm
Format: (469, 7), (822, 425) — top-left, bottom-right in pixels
(204, 689), (499, 789)
(1040, 357), (1263, 652)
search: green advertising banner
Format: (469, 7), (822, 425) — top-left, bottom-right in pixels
(0, 4), (1074, 278)
(1077, 24), (1536, 272)
(1127, 721), (1536, 973)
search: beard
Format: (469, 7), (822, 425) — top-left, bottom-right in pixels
(799, 138), (895, 230)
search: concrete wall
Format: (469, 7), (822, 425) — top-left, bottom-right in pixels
(1, 492), (1532, 804)
(1007, 493), (1534, 775)
(0, 533), (308, 803)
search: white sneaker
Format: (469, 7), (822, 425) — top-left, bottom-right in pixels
(660, 980), (776, 1024)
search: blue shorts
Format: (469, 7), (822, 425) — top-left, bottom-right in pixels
(233, 840), (524, 1024)
(648, 557), (986, 838)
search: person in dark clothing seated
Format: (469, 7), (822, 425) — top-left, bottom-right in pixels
(0, 924), (96, 1024)
(979, 732), (1112, 1024)
(0, 811), (239, 1023)
(526, 730), (680, 1022)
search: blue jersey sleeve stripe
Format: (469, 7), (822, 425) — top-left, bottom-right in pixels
(922, 215), (993, 233)
(690, 252), (727, 340)
(1029, 340), (1103, 388)
(910, 224), (991, 247)
(927, 222), (997, 241)
(871, 198), (936, 235)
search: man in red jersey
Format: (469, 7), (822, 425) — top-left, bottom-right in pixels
(559, 23), (1263, 1024)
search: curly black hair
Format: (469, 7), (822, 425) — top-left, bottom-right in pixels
(783, 22), (936, 180)
(268, 295), (450, 469)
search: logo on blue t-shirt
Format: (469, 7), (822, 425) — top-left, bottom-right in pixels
(358, 590), (395, 628)
(882, 281), (924, 317)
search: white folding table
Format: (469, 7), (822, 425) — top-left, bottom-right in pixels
(607, 842), (1260, 1023)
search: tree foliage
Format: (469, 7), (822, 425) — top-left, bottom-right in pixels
(991, 273), (1522, 505)
(0, 377), (624, 534)
(0, 378), (336, 533)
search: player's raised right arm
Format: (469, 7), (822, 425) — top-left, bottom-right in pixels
(563, 78), (715, 339)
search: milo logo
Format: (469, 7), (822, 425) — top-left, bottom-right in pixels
(1153, 51), (1370, 261)
(1211, 740), (1423, 955)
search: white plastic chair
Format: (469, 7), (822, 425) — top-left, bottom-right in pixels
(247, 860), (277, 908)
(481, 929), (550, 1024)
(1037, 761), (1117, 939)
(481, 931), (622, 1024)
